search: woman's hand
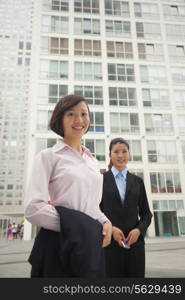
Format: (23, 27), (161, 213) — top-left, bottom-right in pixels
(125, 228), (141, 246)
(112, 226), (126, 246)
(102, 221), (112, 248)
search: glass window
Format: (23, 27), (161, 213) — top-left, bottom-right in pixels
(153, 200), (160, 210)
(177, 115), (185, 134)
(142, 88), (169, 108)
(74, 62), (102, 80)
(138, 43), (163, 61)
(127, 140), (142, 161)
(109, 87), (136, 106)
(105, 0), (130, 17)
(150, 171), (181, 193)
(134, 3), (159, 19)
(84, 139), (105, 161)
(107, 41), (133, 58)
(74, 85), (103, 105)
(171, 67), (185, 84)
(74, 18), (100, 35)
(89, 112), (104, 132)
(145, 114), (173, 135)
(74, 39), (101, 56)
(108, 64), (135, 81)
(110, 113), (139, 134)
(140, 65), (167, 84)
(136, 22), (161, 39)
(177, 200), (184, 210)
(166, 24), (185, 40)
(74, 0), (99, 14)
(106, 20), (131, 37)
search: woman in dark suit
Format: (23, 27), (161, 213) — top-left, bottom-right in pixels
(100, 137), (152, 277)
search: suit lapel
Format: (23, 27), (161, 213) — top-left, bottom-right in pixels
(124, 171), (132, 201)
(106, 170), (123, 205)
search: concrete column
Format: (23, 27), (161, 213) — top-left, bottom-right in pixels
(23, 219), (32, 240)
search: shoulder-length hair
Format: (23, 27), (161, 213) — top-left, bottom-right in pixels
(49, 94), (90, 137)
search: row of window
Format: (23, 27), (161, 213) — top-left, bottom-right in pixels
(34, 137), (185, 165)
(40, 60), (185, 84)
(38, 84), (185, 109)
(152, 199), (184, 211)
(41, 16), (185, 41)
(0, 170), (183, 195)
(43, 0), (185, 22)
(36, 110), (185, 136)
(40, 37), (185, 62)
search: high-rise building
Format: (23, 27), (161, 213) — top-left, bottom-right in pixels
(0, 0), (34, 236)
(2, 0), (185, 239)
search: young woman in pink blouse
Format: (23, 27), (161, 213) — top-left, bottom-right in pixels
(25, 94), (112, 248)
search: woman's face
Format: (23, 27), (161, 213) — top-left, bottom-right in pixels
(110, 142), (130, 171)
(62, 101), (90, 139)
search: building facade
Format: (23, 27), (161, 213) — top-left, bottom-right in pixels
(0, 0), (34, 237)
(1, 0), (185, 239)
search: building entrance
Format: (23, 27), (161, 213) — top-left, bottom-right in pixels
(154, 211), (179, 236)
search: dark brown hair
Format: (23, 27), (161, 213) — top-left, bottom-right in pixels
(108, 137), (130, 169)
(49, 94), (90, 137)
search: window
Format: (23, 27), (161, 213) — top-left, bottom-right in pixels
(110, 113), (140, 134)
(142, 89), (170, 108)
(89, 112), (104, 132)
(17, 57), (22, 65)
(26, 42), (31, 50)
(166, 24), (185, 40)
(147, 141), (177, 163)
(74, 39), (101, 56)
(7, 184), (13, 190)
(163, 4), (185, 20)
(38, 84), (68, 104)
(174, 90), (185, 109)
(108, 64), (135, 81)
(106, 20), (131, 37)
(171, 67), (185, 84)
(144, 114), (173, 135)
(41, 16), (68, 33)
(74, 18), (100, 35)
(74, 0), (99, 14)
(138, 43), (163, 61)
(177, 115), (185, 134)
(127, 140), (142, 161)
(109, 87), (137, 106)
(134, 3), (159, 19)
(41, 37), (68, 55)
(104, 0), (130, 17)
(83, 139), (105, 161)
(107, 41), (133, 58)
(37, 110), (52, 132)
(129, 170), (143, 180)
(74, 85), (103, 105)
(74, 62), (102, 80)
(150, 171), (181, 193)
(36, 138), (57, 153)
(136, 22), (161, 39)
(19, 41), (24, 49)
(25, 58), (30, 66)
(140, 65), (167, 84)
(168, 45), (185, 61)
(152, 200), (184, 211)
(40, 60), (68, 79)
(43, 0), (69, 11)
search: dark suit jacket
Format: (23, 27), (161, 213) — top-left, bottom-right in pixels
(100, 170), (152, 246)
(29, 206), (105, 278)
